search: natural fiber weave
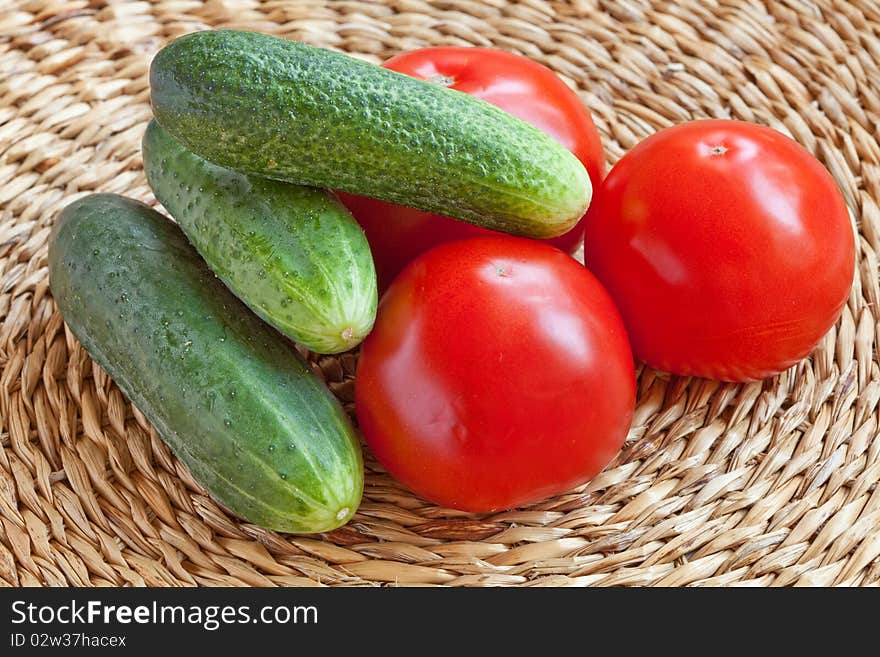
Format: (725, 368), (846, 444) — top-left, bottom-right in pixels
(1, 0), (879, 587)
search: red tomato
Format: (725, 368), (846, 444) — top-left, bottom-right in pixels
(355, 237), (635, 512)
(583, 120), (855, 382)
(339, 46), (605, 290)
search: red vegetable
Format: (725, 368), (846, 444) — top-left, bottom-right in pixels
(583, 120), (855, 381)
(355, 236), (635, 512)
(340, 46), (605, 290)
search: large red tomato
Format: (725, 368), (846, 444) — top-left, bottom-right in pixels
(583, 120), (855, 382)
(340, 46), (605, 290)
(355, 236), (635, 512)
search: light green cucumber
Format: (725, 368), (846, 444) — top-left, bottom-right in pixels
(48, 194), (363, 533)
(149, 29), (591, 238)
(142, 119), (376, 354)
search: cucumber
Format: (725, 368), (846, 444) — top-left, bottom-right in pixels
(149, 29), (591, 239)
(48, 194), (363, 533)
(142, 120), (376, 354)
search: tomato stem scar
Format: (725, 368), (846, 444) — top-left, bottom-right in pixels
(426, 73), (455, 86)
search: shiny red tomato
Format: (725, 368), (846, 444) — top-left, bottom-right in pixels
(583, 120), (855, 382)
(355, 236), (635, 512)
(340, 46), (605, 289)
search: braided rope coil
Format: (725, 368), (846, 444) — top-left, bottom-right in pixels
(1, 0), (879, 586)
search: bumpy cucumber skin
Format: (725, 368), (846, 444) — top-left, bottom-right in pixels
(149, 30), (591, 239)
(142, 120), (376, 354)
(48, 194), (363, 533)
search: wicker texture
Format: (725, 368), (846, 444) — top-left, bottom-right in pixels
(1, 0), (879, 587)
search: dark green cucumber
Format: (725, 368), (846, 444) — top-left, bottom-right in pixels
(149, 30), (591, 238)
(142, 120), (376, 354)
(48, 194), (363, 533)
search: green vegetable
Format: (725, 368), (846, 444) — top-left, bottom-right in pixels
(49, 194), (363, 533)
(142, 120), (376, 354)
(149, 29), (591, 239)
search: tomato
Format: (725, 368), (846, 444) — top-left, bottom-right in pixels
(583, 120), (855, 382)
(355, 236), (635, 512)
(339, 46), (605, 289)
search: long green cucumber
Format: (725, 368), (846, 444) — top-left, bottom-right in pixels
(48, 194), (363, 533)
(149, 30), (591, 238)
(142, 120), (376, 354)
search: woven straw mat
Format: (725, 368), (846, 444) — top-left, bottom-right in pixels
(1, 0), (879, 588)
